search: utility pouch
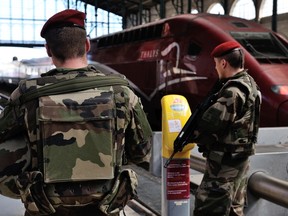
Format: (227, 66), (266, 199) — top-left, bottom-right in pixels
(16, 171), (55, 215)
(38, 89), (116, 183)
(0, 134), (30, 198)
(99, 169), (138, 215)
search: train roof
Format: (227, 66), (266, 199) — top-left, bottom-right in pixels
(91, 13), (271, 41)
(90, 13), (275, 49)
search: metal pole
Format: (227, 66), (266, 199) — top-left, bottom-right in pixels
(161, 95), (194, 216)
(94, 0), (98, 36)
(187, 0), (191, 13)
(272, 0), (277, 32)
(190, 154), (205, 173)
(139, 0), (143, 25)
(248, 171), (288, 208)
(190, 155), (288, 208)
(160, 0), (165, 19)
(223, 0), (228, 15)
(121, 0), (127, 29)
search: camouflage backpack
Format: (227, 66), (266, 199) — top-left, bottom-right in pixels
(1, 74), (139, 215)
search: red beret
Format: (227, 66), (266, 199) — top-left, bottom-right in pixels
(41, 9), (86, 38)
(211, 41), (241, 57)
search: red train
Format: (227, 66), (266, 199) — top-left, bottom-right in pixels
(88, 13), (288, 130)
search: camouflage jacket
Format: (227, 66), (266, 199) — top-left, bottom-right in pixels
(194, 70), (261, 155)
(0, 65), (152, 203)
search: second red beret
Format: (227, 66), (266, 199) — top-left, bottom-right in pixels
(211, 41), (241, 57)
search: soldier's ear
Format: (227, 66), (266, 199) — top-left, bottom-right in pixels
(85, 38), (90, 52)
(221, 59), (227, 68)
(45, 44), (52, 57)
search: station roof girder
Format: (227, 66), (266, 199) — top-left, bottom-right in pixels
(79, 0), (168, 17)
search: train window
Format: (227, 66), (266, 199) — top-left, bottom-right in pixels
(155, 24), (164, 37)
(132, 29), (138, 40)
(96, 23), (164, 48)
(146, 24), (163, 39)
(188, 42), (201, 56)
(231, 32), (288, 59)
(231, 22), (248, 28)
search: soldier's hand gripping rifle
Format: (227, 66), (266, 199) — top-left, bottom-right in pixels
(164, 81), (223, 168)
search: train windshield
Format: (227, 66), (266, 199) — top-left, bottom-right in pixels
(230, 32), (288, 59)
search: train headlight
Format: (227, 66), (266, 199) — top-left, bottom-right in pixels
(271, 85), (288, 95)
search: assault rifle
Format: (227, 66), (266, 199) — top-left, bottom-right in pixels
(164, 81), (223, 168)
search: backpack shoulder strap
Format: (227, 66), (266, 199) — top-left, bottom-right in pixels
(18, 75), (129, 104)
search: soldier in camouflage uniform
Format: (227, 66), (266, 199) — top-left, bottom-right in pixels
(192, 41), (261, 216)
(0, 9), (152, 216)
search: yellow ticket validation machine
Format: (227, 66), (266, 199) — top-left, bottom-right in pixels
(161, 94), (195, 216)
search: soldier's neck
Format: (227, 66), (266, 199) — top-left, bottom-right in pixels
(53, 57), (88, 69)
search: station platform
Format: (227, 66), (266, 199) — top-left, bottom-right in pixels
(0, 128), (288, 215)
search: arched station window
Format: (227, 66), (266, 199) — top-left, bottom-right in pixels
(207, 3), (225, 15)
(191, 9), (199, 14)
(260, 0), (288, 18)
(230, 0), (256, 20)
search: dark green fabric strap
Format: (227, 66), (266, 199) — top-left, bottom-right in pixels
(0, 75), (129, 142)
(17, 75), (129, 104)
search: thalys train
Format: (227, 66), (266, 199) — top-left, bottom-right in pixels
(88, 13), (288, 130)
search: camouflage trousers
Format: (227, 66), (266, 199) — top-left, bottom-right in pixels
(193, 151), (250, 216)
